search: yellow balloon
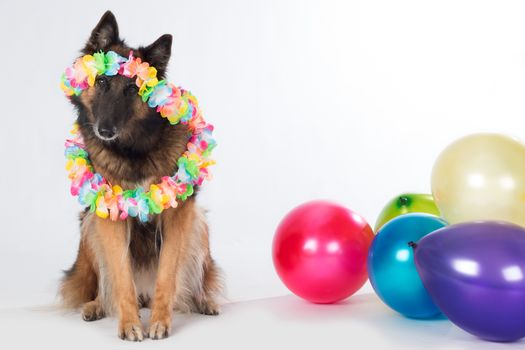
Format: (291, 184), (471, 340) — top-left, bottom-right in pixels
(431, 133), (525, 227)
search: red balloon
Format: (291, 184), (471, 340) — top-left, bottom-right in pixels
(272, 200), (374, 304)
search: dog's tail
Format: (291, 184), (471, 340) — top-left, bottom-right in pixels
(59, 240), (98, 309)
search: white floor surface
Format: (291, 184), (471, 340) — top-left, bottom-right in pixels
(0, 293), (521, 349)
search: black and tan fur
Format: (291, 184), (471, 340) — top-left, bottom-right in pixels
(59, 11), (222, 341)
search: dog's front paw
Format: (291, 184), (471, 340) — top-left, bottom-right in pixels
(148, 319), (171, 340)
(118, 321), (145, 341)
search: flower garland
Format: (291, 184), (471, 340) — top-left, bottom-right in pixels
(61, 51), (216, 222)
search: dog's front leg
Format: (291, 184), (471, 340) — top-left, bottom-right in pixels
(96, 218), (144, 341)
(149, 203), (193, 339)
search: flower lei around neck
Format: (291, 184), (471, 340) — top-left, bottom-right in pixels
(61, 51), (216, 222)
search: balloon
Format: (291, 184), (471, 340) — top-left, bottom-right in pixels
(431, 133), (525, 227)
(368, 213), (447, 318)
(272, 200), (374, 304)
(414, 222), (525, 342)
(374, 193), (440, 232)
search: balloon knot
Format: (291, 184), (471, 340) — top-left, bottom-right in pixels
(408, 241), (418, 250)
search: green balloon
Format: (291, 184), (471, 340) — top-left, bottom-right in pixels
(374, 194), (440, 232)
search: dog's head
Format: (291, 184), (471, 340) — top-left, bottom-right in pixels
(71, 11), (172, 153)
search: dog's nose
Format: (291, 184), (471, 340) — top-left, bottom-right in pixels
(98, 126), (117, 139)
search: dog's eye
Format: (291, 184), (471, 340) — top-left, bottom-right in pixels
(95, 77), (109, 89)
(124, 84), (139, 96)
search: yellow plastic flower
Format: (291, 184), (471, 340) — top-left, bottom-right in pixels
(81, 55), (98, 87)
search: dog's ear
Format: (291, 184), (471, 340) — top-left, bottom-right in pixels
(83, 11), (120, 53)
(141, 34), (172, 77)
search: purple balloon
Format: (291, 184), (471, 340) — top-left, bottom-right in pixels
(413, 221), (525, 342)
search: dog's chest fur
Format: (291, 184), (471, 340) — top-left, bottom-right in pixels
(128, 220), (162, 269)
(128, 220), (162, 304)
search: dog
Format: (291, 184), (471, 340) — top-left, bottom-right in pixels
(59, 10), (222, 341)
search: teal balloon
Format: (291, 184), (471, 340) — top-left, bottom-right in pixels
(367, 213), (447, 318)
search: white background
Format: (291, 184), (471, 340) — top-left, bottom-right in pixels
(1, 0), (525, 309)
